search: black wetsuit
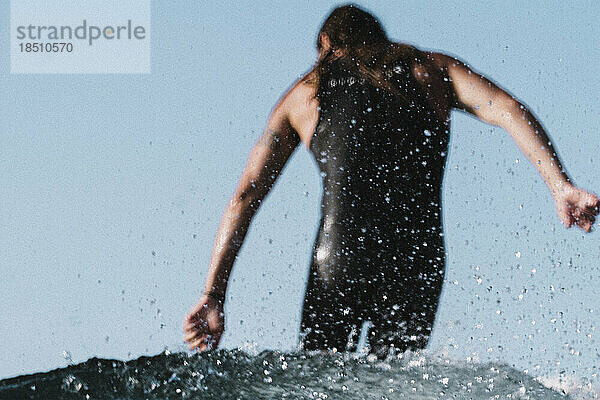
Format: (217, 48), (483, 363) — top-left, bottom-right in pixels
(300, 56), (449, 357)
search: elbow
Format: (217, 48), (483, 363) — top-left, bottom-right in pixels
(229, 194), (250, 213)
(489, 97), (524, 130)
(223, 196), (252, 227)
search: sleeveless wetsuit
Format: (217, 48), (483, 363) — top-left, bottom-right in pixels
(300, 56), (449, 357)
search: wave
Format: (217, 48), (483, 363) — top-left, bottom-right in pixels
(0, 349), (590, 399)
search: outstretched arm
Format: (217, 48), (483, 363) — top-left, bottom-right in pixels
(184, 100), (300, 351)
(434, 53), (599, 231)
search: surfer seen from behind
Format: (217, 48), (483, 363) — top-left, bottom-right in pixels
(184, 5), (599, 358)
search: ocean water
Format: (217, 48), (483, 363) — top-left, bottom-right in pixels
(2, 350), (598, 399)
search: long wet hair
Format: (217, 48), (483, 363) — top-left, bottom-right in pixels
(311, 4), (421, 101)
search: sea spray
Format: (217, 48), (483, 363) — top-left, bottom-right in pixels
(0, 350), (576, 399)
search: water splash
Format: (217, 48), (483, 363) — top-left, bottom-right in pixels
(0, 350), (580, 399)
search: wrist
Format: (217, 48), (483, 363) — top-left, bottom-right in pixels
(202, 290), (225, 304)
(549, 177), (572, 196)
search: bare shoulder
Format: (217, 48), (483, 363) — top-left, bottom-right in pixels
(272, 71), (319, 147)
(280, 71), (317, 109)
(266, 71), (316, 124)
(419, 51), (475, 86)
(420, 50), (465, 71)
(400, 46), (456, 120)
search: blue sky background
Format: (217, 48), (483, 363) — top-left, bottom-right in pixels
(1, 1), (599, 383)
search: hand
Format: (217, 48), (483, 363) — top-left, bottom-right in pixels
(553, 184), (600, 232)
(183, 295), (225, 351)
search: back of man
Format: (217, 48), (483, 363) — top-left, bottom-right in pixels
(184, 6), (598, 355)
(285, 46), (454, 148)
(298, 46), (452, 354)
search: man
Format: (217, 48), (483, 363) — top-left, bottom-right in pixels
(184, 5), (598, 357)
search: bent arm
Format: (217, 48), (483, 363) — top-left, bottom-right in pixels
(203, 105), (300, 300)
(443, 55), (569, 194)
(433, 53), (598, 231)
